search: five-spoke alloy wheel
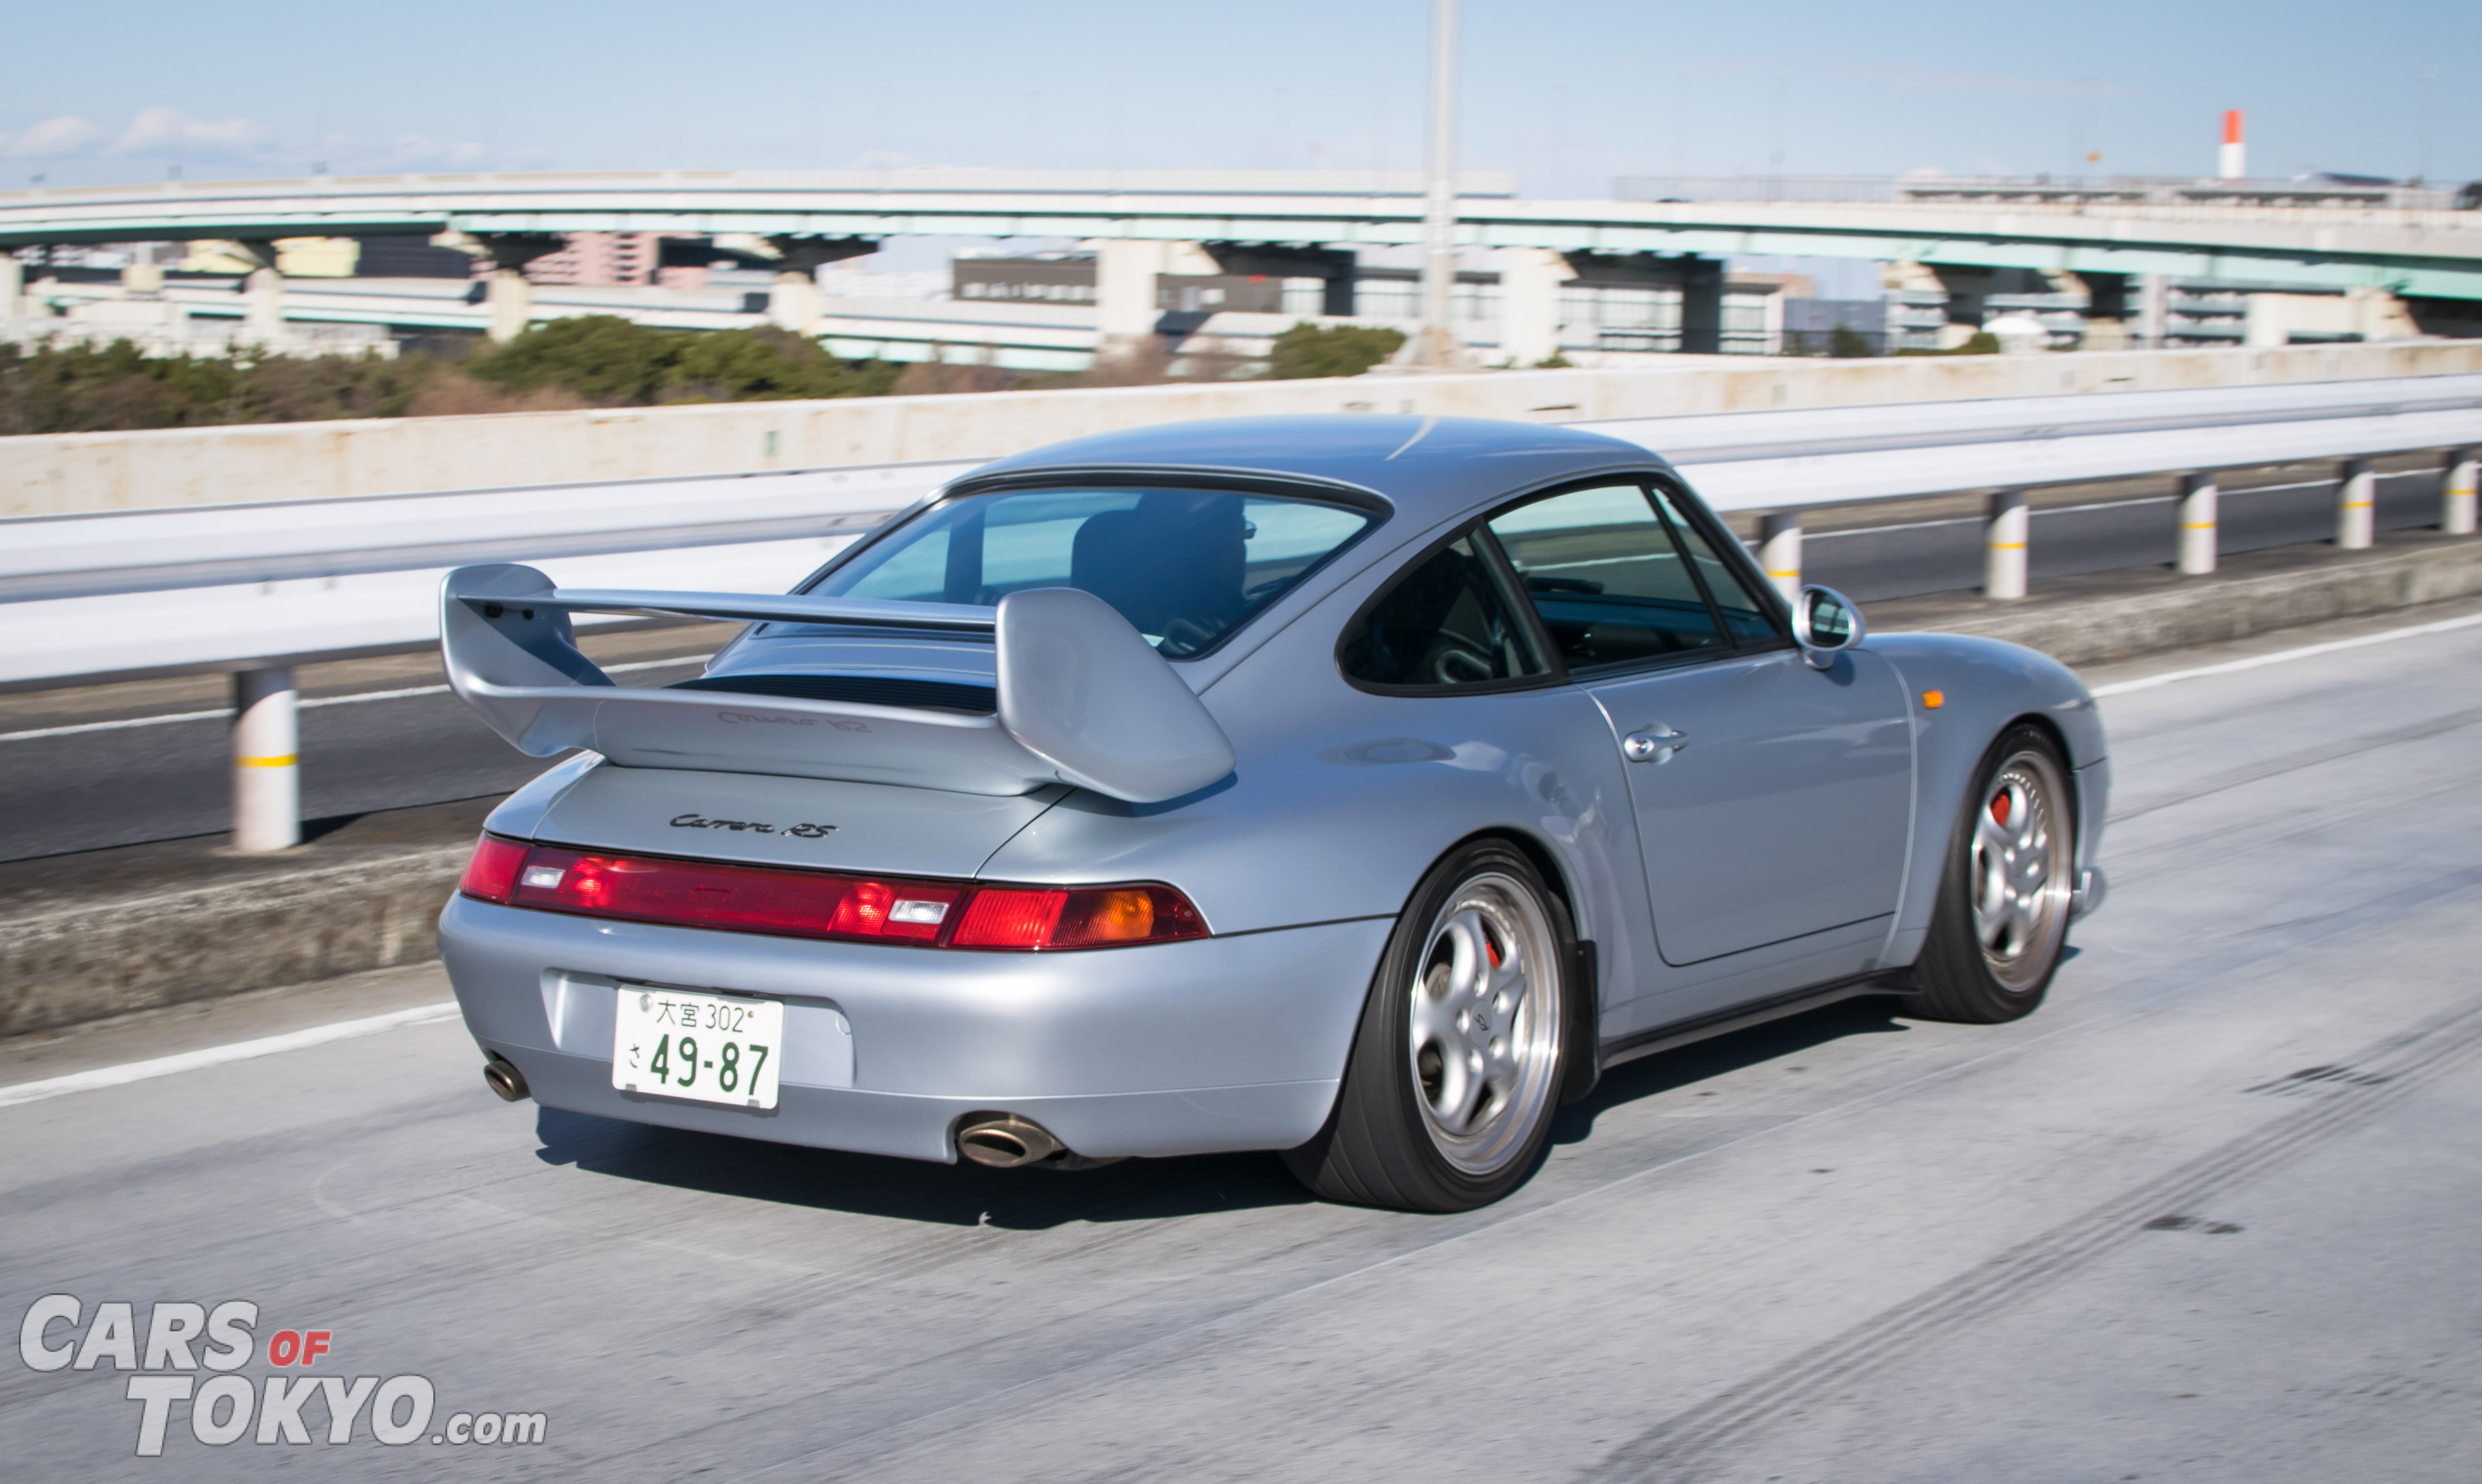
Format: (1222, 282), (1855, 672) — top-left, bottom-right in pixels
(1286, 841), (1572, 1211)
(1912, 724), (2077, 1023)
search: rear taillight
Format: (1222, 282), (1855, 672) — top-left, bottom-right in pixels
(459, 835), (1205, 951)
(952, 886), (1206, 949)
(459, 834), (530, 904)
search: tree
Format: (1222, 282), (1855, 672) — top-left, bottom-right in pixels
(1828, 324), (1874, 358)
(1267, 322), (1407, 379)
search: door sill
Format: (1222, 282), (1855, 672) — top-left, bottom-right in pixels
(1598, 972), (1911, 1071)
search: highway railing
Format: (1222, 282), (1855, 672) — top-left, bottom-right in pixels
(4, 374), (2477, 850)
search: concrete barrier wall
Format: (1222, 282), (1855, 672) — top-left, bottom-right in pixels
(11, 341), (2482, 519)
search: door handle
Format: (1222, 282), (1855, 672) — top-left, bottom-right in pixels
(1623, 727), (1688, 763)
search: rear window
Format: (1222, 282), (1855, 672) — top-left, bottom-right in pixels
(803, 486), (1375, 658)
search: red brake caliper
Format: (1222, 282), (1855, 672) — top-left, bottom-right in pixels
(1990, 791), (2011, 826)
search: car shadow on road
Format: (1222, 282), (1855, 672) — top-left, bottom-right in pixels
(1550, 995), (1918, 1146)
(528, 994), (1926, 1229)
(531, 1106), (1313, 1231)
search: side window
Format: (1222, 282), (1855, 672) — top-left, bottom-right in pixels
(1340, 534), (1548, 688)
(1649, 483), (1782, 643)
(1487, 483), (1725, 669)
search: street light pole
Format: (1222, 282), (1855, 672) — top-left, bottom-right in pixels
(1417, 0), (1460, 364)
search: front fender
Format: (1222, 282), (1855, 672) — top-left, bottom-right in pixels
(1865, 632), (2111, 961)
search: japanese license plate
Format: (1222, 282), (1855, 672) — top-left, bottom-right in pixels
(611, 986), (783, 1110)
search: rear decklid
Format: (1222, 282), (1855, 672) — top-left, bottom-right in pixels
(530, 764), (1070, 878)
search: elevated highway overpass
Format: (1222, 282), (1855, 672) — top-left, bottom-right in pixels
(8, 168), (2480, 294)
(7, 169), (2481, 361)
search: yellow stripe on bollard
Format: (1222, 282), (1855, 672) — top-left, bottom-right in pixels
(236, 754), (298, 768)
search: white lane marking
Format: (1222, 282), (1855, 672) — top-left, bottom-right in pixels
(0, 654), (709, 743)
(0, 1001), (462, 1110)
(1803, 470), (2425, 541)
(2091, 611), (2482, 698)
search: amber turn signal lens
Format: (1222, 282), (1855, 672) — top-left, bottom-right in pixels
(1059, 888), (1156, 945)
(1921, 689), (1945, 710)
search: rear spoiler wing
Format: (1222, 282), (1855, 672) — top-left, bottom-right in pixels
(439, 564), (1235, 804)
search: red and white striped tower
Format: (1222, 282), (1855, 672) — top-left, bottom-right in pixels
(2218, 109), (2247, 180)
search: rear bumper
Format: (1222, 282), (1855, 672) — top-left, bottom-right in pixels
(436, 895), (1390, 1162)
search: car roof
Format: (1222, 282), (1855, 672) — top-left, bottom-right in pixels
(962, 414), (1671, 524)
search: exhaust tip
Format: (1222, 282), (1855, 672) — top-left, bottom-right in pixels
(483, 1056), (531, 1103)
(957, 1113), (1062, 1168)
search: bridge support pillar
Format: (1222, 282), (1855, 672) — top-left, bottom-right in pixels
(1676, 256), (1724, 354)
(2073, 272), (2131, 351)
(2135, 275), (2170, 349)
(486, 273), (534, 344)
(243, 268), (285, 341)
(1984, 489), (2029, 599)
(2337, 458), (2376, 549)
(231, 667), (300, 855)
(214, 240), (286, 343)
(765, 236), (876, 338)
(2445, 448), (2478, 536)
(1497, 248), (1568, 367)
(469, 234), (569, 343)
(1757, 512), (1802, 601)
(2176, 473), (2219, 575)
(1091, 239), (1217, 363)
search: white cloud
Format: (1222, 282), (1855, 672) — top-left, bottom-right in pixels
(389, 133), (487, 166)
(110, 105), (272, 158)
(5, 115), (108, 158)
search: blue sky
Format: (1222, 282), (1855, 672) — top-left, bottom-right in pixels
(4, 0), (2471, 193)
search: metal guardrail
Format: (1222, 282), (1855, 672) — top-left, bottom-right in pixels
(3, 376), (2477, 849)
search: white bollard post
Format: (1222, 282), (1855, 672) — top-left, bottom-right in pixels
(231, 667), (301, 853)
(2176, 473), (2219, 575)
(2445, 448), (2478, 536)
(2337, 457), (2376, 550)
(1757, 511), (1802, 602)
(1984, 489), (2029, 599)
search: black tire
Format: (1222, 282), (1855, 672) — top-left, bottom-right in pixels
(1909, 724), (2077, 1024)
(1283, 841), (1572, 1212)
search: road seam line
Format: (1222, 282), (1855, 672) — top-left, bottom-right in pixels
(0, 654), (709, 743)
(0, 1001), (462, 1109)
(1580, 993), (2482, 1481)
(2090, 610), (2482, 696)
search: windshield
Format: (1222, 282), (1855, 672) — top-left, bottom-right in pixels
(804, 485), (1376, 658)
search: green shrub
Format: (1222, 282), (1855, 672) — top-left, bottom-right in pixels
(1266, 322), (1407, 379)
(0, 339), (442, 435)
(468, 317), (902, 403)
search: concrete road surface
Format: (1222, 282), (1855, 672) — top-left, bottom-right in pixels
(5, 601), (2481, 1481)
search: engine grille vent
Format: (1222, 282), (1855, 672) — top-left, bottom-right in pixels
(671, 673), (997, 715)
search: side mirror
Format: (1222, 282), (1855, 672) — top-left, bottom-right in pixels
(1790, 584), (1866, 670)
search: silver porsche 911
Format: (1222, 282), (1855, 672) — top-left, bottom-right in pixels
(436, 414), (2108, 1212)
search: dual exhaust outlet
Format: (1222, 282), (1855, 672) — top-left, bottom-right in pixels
(482, 1055), (530, 1103)
(479, 1063), (1103, 1173)
(955, 1113), (1114, 1171)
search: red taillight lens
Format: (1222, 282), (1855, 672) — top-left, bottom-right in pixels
(506, 847), (965, 943)
(459, 834), (530, 904)
(470, 839), (1206, 951)
(951, 889), (1068, 948)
